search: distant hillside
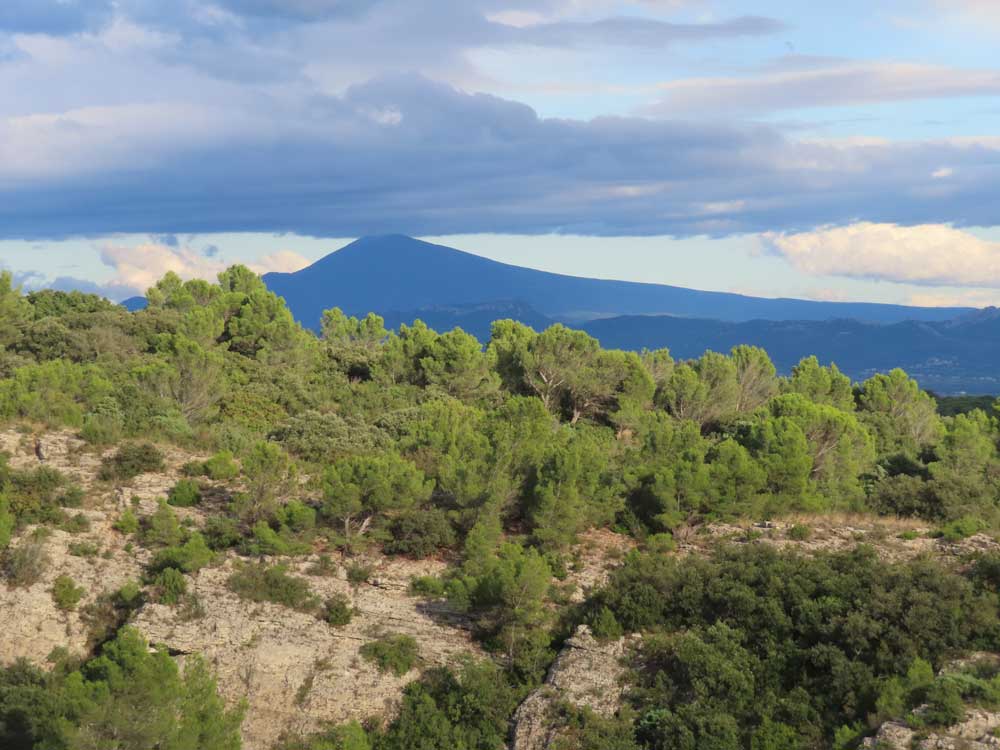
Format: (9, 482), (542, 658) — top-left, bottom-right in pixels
(263, 235), (970, 329)
(581, 308), (1000, 394)
(120, 296), (148, 311)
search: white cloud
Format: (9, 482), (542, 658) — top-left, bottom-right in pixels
(762, 222), (1000, 288)
(253, 250), (311, 274)
(98, 242), (310, 294)
(646, 62), (1000, 116)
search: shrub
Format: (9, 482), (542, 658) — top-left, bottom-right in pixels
(98, 443), (165, 481)
(644, 533), (676, 554)
(3, 539), (50, 587)
(80, 412), (123, 446)
(383, 508), (456, 558)
(203, 516), (241, 550)
(278, 500), (316, 533)
(0, 497), (12, 550)
(359, 634), (419, 676)
(60, 513), (91, 534)
(306, 554), (338, 577)
(166, 479), (201, 508)
(149, 533), (213, 575)
(589, 606), (624, 641)
(410, 575), (446, 597)
(936, 516), (988, 542)
(242, 520), (310, 556)
(346, 562), (373, 587)
(141, 501), (183, 548)
(51, 574), (85, 610)
(58, 485), (84, 508)
(923, 680), (966, 726)
(786, 524), (813, 541)
(203, 450), (239, 481)
(113, 508), (140, 535)
(323, 593), (354, 627)
(227, 562), (319, 612)
(153, 567), (188, 605)
(898, 530), (920, 541)
(68, 540), (100, 557)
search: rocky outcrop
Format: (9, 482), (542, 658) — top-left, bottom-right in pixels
(0, 515), (147, 664)
(864, 709), (1000, 749)
(510, 625), (634, 750)
(133, 555), (479, 750)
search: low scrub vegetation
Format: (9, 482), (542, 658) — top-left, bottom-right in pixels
(359, 633), (420, 676)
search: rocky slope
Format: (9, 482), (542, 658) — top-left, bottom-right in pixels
(5, 428), (1000, 750)
(511, 625), (636, 750)
(0, 429), (481, 749)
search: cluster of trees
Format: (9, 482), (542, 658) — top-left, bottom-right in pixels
(2, 267), (997, 556)
(3, 267), (1000, 748)
(580, 544), (1000, 750)
(0, 627), (242, 749)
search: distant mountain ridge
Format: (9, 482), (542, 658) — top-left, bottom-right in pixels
(262, 235), (971, 330)
(579, 309), (1000, 394)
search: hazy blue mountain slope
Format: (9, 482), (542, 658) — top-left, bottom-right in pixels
(581, 310), (1000, 393)
(263, 235), (970, 329)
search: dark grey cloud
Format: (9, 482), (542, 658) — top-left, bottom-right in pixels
(0, 0), (114, 35)
(2, 74), (998, 240)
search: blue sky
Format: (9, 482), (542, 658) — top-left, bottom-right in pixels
(2, 0), (1000, 307)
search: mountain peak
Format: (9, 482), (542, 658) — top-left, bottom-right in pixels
(263, 235), (973, 331)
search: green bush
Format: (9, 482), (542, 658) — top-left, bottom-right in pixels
(323, 593), (354, 627)
(203, 450), (240, 481)
(786, 523), (813, 541)
(0, 497), (12, 551)
(307, 554), (339, 577)
(153, 567), (188, 605)
(59, 513), (90, 533)
(203, 516), (241, 550)
(936, 516), (988, 542)
(68, 540), (100, 557)
(346, 563), (373, 587)
(51, 574), (85, 611)
(383, 508), (456, 558)
(410, 575), (446, 597)
(359, 633), (419, 676)
(149, 532), (213, 574)
(242, 520), (310, 556)
(141, 501), (183, 548)
(80, 412), (123, 446)
(113, 507), (140, 535)
(98, 443), (165, 481)
(589, 606), (624, 641)
(923, 680), (966, 726)
(167, 479), (202, 507)
(227, 562), (319, 612)
(3, 539), (50, 587)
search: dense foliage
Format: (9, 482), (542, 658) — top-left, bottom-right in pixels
(3, 267), (1000, 749)
(586, 544), (1000, 749)
(0, 627), (243, 750)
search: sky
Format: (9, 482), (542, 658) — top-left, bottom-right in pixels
(2, 0), (1000, 306)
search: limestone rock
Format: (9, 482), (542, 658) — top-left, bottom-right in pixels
(133, 555), (479, 750)
(510, 624), (634, 750)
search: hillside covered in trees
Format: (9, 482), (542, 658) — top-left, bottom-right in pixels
(3, 267), (1000, 750)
